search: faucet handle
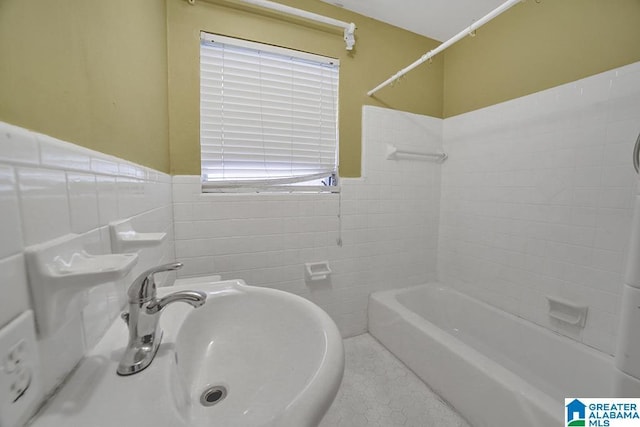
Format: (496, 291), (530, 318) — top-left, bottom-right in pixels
(144, 262), (183, 277)
(127, 262), (183, 303)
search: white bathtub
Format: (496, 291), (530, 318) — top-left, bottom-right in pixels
(368, 283), (615, 427)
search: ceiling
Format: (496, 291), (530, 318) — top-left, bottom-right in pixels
(320, 0), (507, 42)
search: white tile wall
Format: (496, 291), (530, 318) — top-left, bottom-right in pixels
(173, 106), (442, 337)
(0, 255), (31, 331)
(66, 173), (99, 234)
(439, 61), (640, 355)
(0, 121), (175, 402)
(0, 165), (23, 258)
(17, 168), (71, 246)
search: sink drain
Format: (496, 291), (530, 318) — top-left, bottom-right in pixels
(200, 385), (227, 407)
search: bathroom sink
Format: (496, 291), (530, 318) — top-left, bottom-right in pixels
(31, 279), (345, 427)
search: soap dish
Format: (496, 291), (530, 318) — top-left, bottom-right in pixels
(25, 233), (138, 336)
(305, 261), (332, 281)
(110, 219), (167, 253)
(546, 295), (588, 328)
(51, 251), (138, 285)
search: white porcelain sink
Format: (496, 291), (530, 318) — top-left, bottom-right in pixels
(31, 279), (345, 427)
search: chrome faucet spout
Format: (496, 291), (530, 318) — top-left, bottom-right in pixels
(117, 263), (207, 376)
(147, 290), (207, 314)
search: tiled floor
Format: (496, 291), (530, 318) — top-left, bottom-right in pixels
(319, 334), (471, 427)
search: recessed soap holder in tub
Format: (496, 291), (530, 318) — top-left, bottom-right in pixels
(546, 295), (588, 328)
(25, 232), (138, 337)
(109, 219), (167, 253)
(305, 261), (332, 281)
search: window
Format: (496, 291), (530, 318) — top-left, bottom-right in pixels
(199, 32), (340, 192)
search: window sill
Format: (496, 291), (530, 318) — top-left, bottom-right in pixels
(201, 185), (341, 194)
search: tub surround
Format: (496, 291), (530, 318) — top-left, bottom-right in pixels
(615, 182), (640, 393)
(440, 61), (640, 355)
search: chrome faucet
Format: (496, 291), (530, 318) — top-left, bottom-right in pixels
(117, 262), (207, 376)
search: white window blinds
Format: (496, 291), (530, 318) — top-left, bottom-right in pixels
(200, 33), (339, 190)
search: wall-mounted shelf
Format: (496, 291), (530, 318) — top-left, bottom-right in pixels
(49, 251), (137, 285)
(386, 144), (447, 163)
(109, 219), (167, 253)
(25, 233), (138, 337)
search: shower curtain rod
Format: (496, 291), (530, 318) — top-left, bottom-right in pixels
(188, 0), (357, 50)
(367, 0), (524, 97)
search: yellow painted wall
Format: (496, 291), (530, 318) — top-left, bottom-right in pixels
(167, 0), (443, 177)
(0, 0), (170, 172)
(443, 0), (640, 117)
(7, 0), (632, 174)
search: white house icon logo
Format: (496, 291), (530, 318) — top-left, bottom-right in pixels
(566, 399), (586, 426)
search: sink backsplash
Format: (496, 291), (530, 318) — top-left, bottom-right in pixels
(0, 121), (175, 399)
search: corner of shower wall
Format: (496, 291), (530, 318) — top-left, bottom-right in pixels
(438, 61), (640, 355)
(361, 105), (445, 286)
